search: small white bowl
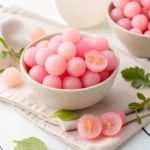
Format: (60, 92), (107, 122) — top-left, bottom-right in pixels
(20, 33), (119, 110)
(106, 2), (150, 58)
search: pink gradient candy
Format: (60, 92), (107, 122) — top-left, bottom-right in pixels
(141, 7), (149, 18)
(111, 8), (125, 22)
(99, 71), (110, 82)
(77, 114), (102, 139)
(2, 67), (22, 87)
(91, 37), (109, 52)
(130, 28), (143, 34)
(132, 14), (148, 31)
(43, 75), (62, 89)
(30, 27), (45, 41)
(35, 48), (52, 66)
(117, 18), (132, 30)
(144, 30), (150, 35)
(45, 54), (67, 76)
(76, 40), (93, 58)
(29, 65), (48, 83)
(52, 35), (62, 41)
(113, 0), (130, 9)
(23, 47), (37, 67)
(100, 112), (122, 136)
(102, 50), (118, 71)
(81, 71), (100, 88)
(141, 0), (150, 9)
(67, 57), (86, 77)
(48, 38), (62, 54)
(124, 2), (142, 18)
(36, 40), (49, 49)
(63, 76), (82, 89)
(85, 50), (108, 72)
(62, 28), (81, 44)
(113, 110), (126, 125)
(58, 42), (77, 60)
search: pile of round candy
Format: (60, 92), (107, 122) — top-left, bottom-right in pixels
(23, 28), (118, 89)
(111, 0), (150, 35)
(77, 111), (126, 139)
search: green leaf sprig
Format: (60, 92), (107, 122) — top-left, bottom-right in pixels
(128, 93), (150, 124)
(52, 110), (81, 121)
(121, 67), (150, 89)
(0, 37), (24, 73)
(13, 137), (47, 150)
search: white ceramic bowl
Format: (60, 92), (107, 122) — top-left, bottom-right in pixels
(55, 0), (111, 29)
(20, 33), (119, 110)
(106, 2), (150, 58)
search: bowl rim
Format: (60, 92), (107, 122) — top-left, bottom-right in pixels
(20, 33), (120, 93)
(106, 2), (150, 38)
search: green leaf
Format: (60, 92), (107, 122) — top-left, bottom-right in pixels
(137, 107), (144, 113)
(51, 110), (81, 121)
(145, 73), (150, 81)
(0, 51), (7, 59)
(137, 93), (146, 100)
(18, 48), (24, 57)
(131, 80), (144, 89)
(13, 137), (47, 150)
(129, 102), (139, 109)
(0, 37), (8, 48)
(0, 69), (5, 73)
(147, 104), (150, 111)
(135, 110), (142, 124)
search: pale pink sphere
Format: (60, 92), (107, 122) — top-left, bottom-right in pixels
(36, 40), (49, 49)
(91, 37), (109, 51)
(43, 75), (62, 89)
(23, 47), (37, 67)
(52, 35), (62, 41)
(130, 28), (143, 34)
(67, 57), (86, 77)
(58, 42), (77, 60)
(141, 7), (149, 18)
(29, 65), (48, 83)
(30, 27), (46, 41)
(2, 67), (22, 87)
(102, 50), (118, 71)
(35, 48), (52, 66)
(141, 0), (150, 9)
(81, 71), (100, 88)
(99, 71), (110, 82)
(144, 30), (150, 35)
(117, 18), (132, 30)
(113, 0), (130, 9)
(132, 14), (148, 31)
(63, 76), (82, 89)
(62, 28), (81, 44)
(124, 2), (142, 18)
(48, 38), (62, 54)
(45, 54), (67, 76)
(111, 8), (125, 22)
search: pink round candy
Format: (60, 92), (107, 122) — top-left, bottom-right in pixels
(91, 37), (109, 52)
(62, 28), (81, 44)
(141, 0), (150, 9)
(58, 42), (77, 60)
(130, 28), (143, 34)
(43, 75), (62, 89)
(48, 38), (62, 54)
(144, 30), (150, 35)
(124, 2), (142, 18)
(141, 7), (149, 18)
(63, 76), (82, 89)
(132, 14), (148, 31)
(29, 65), (48, 83)
(111, 8), (125, 22)
(67, 57), (86, 77)
(45, 54), (67, 76)
(81, 71), (100, 88)
(23, 47), (37, 67)
(99, 71), (110, 82)
(52, 35), (62, 41)
(36, 40), (49, 49)
(113, 0), (130, 9)
(102, 50), (118, 71)
(30, 27), (45, 41)
(117, 18), (132, 30)
(35, 48), (52, 66)
(2, 67), (22, 87)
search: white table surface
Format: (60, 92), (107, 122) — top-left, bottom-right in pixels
(0, 0), (150, 150)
